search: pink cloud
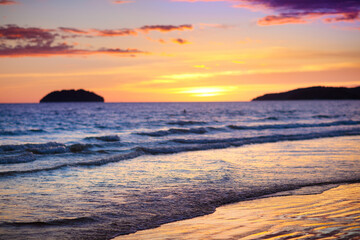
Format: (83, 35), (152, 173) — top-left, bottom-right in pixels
(0, 0), (18, 5)
(58, 27), (89, 35)
(258, 14), (308, 25)
(198, 23), (232, 29)
(171, 0), (224, 2)
(113, 0), (134, 4)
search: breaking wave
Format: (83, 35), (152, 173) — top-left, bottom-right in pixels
(136, 120), (360, 137)
(1, 128), (359, 177)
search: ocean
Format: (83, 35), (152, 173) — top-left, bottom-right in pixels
(0, 101), (359, 239)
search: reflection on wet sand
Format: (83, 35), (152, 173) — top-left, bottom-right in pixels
(116, 184), (360, 240)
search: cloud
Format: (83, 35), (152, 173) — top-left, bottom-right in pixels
(171, 0), (223, 2)
(0, 23), (194, 57)
(139, 24), (193, 33)
(239, 0), (360, 25)
(0, 43), (145, 57)
(91, 28), (138, 36)
(58, 27), (89, 35)
(171, 38), (191, 44)
(197, 23), (232, 29)
(0, 0), (18, 5)
(0, 25), (56, 44)
(172, 0), (360, 26)
(0, 25), (145, 57)
(58, 24), (191, 37)
(257, 14), (308, 25)
(58, 27), (137, 37)
(113, 0), (134, 4)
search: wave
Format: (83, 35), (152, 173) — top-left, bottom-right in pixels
(0, 153), (36, 164)
(0, 150), (143, 177)
(0, 128), (46, 136)
(227, 120), (360, 131)
(260, 116), (279, 121)
(109, 180), (360, 237)
(0, 216), (96, 227)
(0, 142), (93, 156)
(171, 128), (360, 146)
(136, 127), (213, 137)
(1, 128), (359, 177)
(136, 120), (360, 137)
(167, 120), (207, 126)
(85, 135), (120, 142)
(312, 114), (345, 119)
(0, 142), (67, 154)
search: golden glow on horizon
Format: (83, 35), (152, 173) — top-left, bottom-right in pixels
(174, 86), (238, 97)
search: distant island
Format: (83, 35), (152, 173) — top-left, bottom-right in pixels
(252, 86), (360, 101)
(40, 89), (104, 103)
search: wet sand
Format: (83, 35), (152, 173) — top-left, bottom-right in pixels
(114, 183), (360, 240)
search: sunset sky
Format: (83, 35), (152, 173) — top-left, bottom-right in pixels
(0, 0), (359, 103)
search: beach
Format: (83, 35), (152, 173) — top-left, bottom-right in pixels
(115, 183), (360, 240)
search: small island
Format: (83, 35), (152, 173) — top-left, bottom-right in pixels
(40, 89), (104, 103)
(252, 86), (360, 101)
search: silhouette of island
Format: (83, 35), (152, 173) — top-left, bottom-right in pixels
(40, 89), (104, 103)
(252, 86), (360, 101)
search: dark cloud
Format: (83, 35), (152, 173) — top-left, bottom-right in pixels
(171, 38), (190, 44)
(0, 0), (18, 5)
(0, 25), (56, 45)
(0, 25), (145, 57)
(58, 27), (137, 37)
(243, 0), (359, 13)
(173, 0), (360, 25)
(0, 23), (193, 57)
(234, 0), (360, 25)
(139, 24), (193, 32)
(0, 43), (145, 57)
(91, 28), (137, 36)
(0, 43), (80, 57)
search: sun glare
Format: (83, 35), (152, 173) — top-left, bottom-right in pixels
(175, 86), (238, 97)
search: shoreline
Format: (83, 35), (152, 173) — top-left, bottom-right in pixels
(114, 183), (360, 239)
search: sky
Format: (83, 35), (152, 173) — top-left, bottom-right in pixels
(0, 0), (359, 103)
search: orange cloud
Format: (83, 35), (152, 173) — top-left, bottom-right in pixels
(324, 12), (360, 23)
(258, 14), (308, 25)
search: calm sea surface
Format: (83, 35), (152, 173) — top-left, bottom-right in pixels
(0, 101), (359, 239)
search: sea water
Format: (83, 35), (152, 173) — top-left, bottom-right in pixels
(0, 101), (359, 239)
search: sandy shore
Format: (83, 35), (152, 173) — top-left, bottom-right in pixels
(114, 183), (360, 240)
